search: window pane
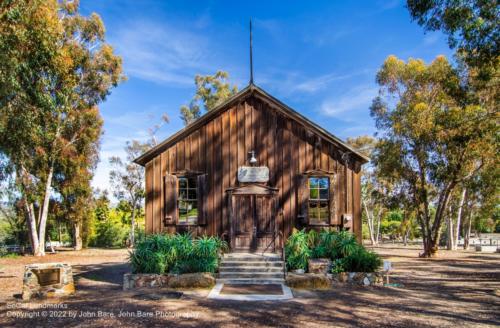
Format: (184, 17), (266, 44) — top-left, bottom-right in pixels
(308, 202), (318, 219)
(178, 176), (198, 224)
(318, 202), (329, 223)
(309, 177), (319, 188)
(319, 188), (329, 200)
(188, 177), (197, 188)
(188, 189), (197, 200)
(310, 188), (319, 199)
(318, 177), (329, 189)
(178, 201), (187, 223)
(187, 201), (198, 224)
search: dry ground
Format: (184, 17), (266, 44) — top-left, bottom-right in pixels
(0, 245), (499, 327)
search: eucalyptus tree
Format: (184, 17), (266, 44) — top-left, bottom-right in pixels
(180, 71), (238, 125)
(0, 0), (124, 255)
(371, 55), (497, 257)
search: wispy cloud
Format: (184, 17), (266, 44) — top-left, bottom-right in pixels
(423, 33), (440, 46)
(260, 68), (372, 95)
(320, 86), (378, 119)
(112, 20), (213, 85)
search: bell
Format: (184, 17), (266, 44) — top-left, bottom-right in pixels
(249, 150), (257, 164)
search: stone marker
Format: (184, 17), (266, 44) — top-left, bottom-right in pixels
(22, 263), (75, 300)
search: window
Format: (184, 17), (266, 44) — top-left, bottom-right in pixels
(308, 177), (329, 224)
(178, 177), (198, 225)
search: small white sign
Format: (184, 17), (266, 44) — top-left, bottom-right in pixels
(383, 260), (392, 272)
(238, 166), (269, 183)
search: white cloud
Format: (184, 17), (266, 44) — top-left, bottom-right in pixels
(320, 86), (378, 118)
(423, 33), (440, 46)
(260, 68), (372, 95)
(112, 20), (214, 85)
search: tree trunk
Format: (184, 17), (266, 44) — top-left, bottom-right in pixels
(25, 201), (40, 256)
(58, 220), (62, 243)
(130, 204), (136, 247)
(446, 209), (454, 250)
(422, 186), (454, 257)
(36, 164), (54, 256)
(363, 200), (377, 246)
(453, 188), (467, 250)
(464, 209), (473, 250)
(73, 221), (82, 251)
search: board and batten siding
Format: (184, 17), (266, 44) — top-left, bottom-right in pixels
(144, 95), (362, 242)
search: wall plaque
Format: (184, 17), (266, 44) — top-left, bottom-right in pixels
(237, 166), (269, 183)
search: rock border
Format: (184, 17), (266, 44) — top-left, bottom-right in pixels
(331, 271), (384, 286)
(123, 272), (215, 290)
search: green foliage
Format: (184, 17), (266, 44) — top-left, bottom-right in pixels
(284, 229), (311, 271)
(180, 71), (237, 125)
(286, 229), (382, 273)
(372, 55), (498, 256)
(331, 258), (346, 274)
(0, 246), (19, 259)
(341, 247), (383, 273)
(129, 233), (228, 274)
(90, 210), (128, 248)
(0, 0), (124, 255)
(407, 0), (499, 77)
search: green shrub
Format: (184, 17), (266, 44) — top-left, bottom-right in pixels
(341, 247), (382, 273)
(0, 245), (19, 258)
(285, 229), (311, 271)
(129, 233), (227, 274)
(91, 219), (128, 248)
(331, 258), (346, 273)
(286, 228), (382, 273)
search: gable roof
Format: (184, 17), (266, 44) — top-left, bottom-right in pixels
(134, 83), (370, 166)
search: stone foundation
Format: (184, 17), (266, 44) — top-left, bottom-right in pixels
(331, 271), (384, 286)
(123, 272), (215, 290)
(22, 263), (75, 300)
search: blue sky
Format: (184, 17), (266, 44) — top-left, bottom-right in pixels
(80, 0), (452, 192)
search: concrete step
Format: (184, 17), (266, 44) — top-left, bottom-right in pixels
(222, 256), (282, 262)
(218, 278), (285, 284)
(220, 261), (284, 268)
(219, 272), (284, 279)
(219, 266), (283, 273)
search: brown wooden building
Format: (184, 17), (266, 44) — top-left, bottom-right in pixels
(134, 84), (368, 253)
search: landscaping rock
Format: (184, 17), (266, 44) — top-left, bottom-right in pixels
(168, 273), (215, 288)
(331, 271), (384, 286)
(123, 273), (168, 290)
(286, 273), (331, 289)
(308, 258), (331, 275)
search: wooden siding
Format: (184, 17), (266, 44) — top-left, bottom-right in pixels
(144, 94), (363, 243)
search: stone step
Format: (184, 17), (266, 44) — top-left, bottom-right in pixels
(220, 261), (284, 268)
(224, 253), (281, 260)
(219, 266), (283, 273)
(219, 272), (284, 279)
(222, 256), (282, 262)
(217, 278), (285, 284)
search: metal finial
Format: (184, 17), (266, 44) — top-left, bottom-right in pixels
(249, 19), (254, 85)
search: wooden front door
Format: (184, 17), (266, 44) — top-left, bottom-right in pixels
(231, 193), (276, 252)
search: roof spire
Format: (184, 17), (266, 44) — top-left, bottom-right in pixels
(249, 18), (254, 85)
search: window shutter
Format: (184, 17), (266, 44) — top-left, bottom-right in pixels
(329, 175), (337, 225)
(197, 174), (208, 225)
(298, 175), (309, 224)
(164, 174), (178, 225)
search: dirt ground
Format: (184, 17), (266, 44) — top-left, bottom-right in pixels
(0, 245), (499, 328)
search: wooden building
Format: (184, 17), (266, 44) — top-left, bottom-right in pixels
(134, 84), (368, 253)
